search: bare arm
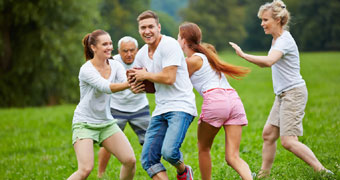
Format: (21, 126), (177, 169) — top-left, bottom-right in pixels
(109, 81), (130, 93)
(186, 56), (203, 77)
(129, 66), (178, 85)
(229, 42), (283, 67)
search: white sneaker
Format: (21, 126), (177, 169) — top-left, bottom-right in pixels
(325, 169), (334, 175)
(251, 172), (257, 179)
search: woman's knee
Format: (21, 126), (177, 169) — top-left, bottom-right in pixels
(122, 155), (136, 168)
(262, 126), (279, 142)
(198, 141), (211, 153)
(280, 137), (296, 150)
(78, 164), (94, 178)
(225, 154), (239, 166)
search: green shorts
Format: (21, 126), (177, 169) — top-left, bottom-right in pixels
(72, 121), (121, 146)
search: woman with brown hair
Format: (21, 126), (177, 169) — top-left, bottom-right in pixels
(67, 29), (136, 180)
(178, 22), (253, 180)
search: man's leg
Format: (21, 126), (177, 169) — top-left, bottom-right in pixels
(128, 105), (151, 145)
(141, 115), (168, 179)
(160, 112), (194, 176)
(97, 147), (111, 178)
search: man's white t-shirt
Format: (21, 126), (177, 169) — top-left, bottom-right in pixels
(269, 31), (305, 95)
(72, 60), (126, 124)
(110, 55), (149, 112)
(134, 35), (197, 117)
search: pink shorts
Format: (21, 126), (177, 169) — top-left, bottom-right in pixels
(199, 88), (248, 128)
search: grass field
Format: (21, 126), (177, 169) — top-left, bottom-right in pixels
(0, 52), (339, 179)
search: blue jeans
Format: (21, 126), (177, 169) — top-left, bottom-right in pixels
(141, 111), (194, 177)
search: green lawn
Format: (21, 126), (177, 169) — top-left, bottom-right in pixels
(0, 52), (339, 179)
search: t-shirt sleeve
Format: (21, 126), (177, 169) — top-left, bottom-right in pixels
(271, 36), (292, 55)
(79, 65), (112, 94)
(160, 39), (183, 68)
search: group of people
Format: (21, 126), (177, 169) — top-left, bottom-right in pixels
(67, 0), (333, 180)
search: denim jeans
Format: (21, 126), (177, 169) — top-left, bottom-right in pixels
(141, 111), (194, 177)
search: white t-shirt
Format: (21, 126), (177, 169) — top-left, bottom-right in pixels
(110, 55), (149, 112)
(72, 60), (126, 124)
(269, 31), (305, 95)
(134, 35), (197, 117)
(190, 53), (232, 96)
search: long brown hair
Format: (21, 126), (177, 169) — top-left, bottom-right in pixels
(179, 22), (249, 79)
(82, 29), (109, 61)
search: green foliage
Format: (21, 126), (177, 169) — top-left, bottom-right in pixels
(241, 0), (271, 51)
(99, 0), (150, 54)
(241, 0), (340, 51)
(289, 0), (340, 51)
(0, 0), (103, 107)
(151, 0), (188, 22)
(1, 0), (340, 107)
(157, 11), (180, 37)
(0, 52), (339, 179)
(180, 0), (247, 50)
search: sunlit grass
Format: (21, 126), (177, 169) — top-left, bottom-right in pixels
(0, 52), (339, 179)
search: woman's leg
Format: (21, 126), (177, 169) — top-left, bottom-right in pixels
(197, 121), (220, 180)
(67, 139), (94, 180)
(280, 136), (325, 171)
(97, 147), (111, 178)
(224, 125), (252, 180)
(102, 131), (136, 180)
(259, 124), (280, 177)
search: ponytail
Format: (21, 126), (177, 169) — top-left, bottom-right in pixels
(81, 29), (109, 61)
(180, 22), (249, 79)
(82, 33), (93, 61)
(197, 44), (250, 79)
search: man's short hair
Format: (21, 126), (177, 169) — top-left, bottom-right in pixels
(118, 36), (138, 50)
(137, 10), (159, 24)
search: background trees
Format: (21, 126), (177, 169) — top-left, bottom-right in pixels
(99, 0), (150, 54)
(240, 0), (340, 51)
(180, 0), (246, 50)
(1, 0), (339, 107)
(289, 0), (340, 51)
(0, 0), (102, 106)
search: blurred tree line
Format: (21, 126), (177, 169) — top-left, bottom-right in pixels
(1, 0), (339, 107)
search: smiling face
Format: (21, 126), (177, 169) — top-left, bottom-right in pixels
(91, 34), (113, 59)
(260, 10), (281, 35)
(119, 41), (137, 65)
(138, 18), (161, 46)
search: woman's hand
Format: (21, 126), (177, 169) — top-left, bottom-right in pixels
(229, 42), (245, 59)
(130, 80), (145, 94)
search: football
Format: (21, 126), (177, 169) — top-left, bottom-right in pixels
(126, 68), (155, 93)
